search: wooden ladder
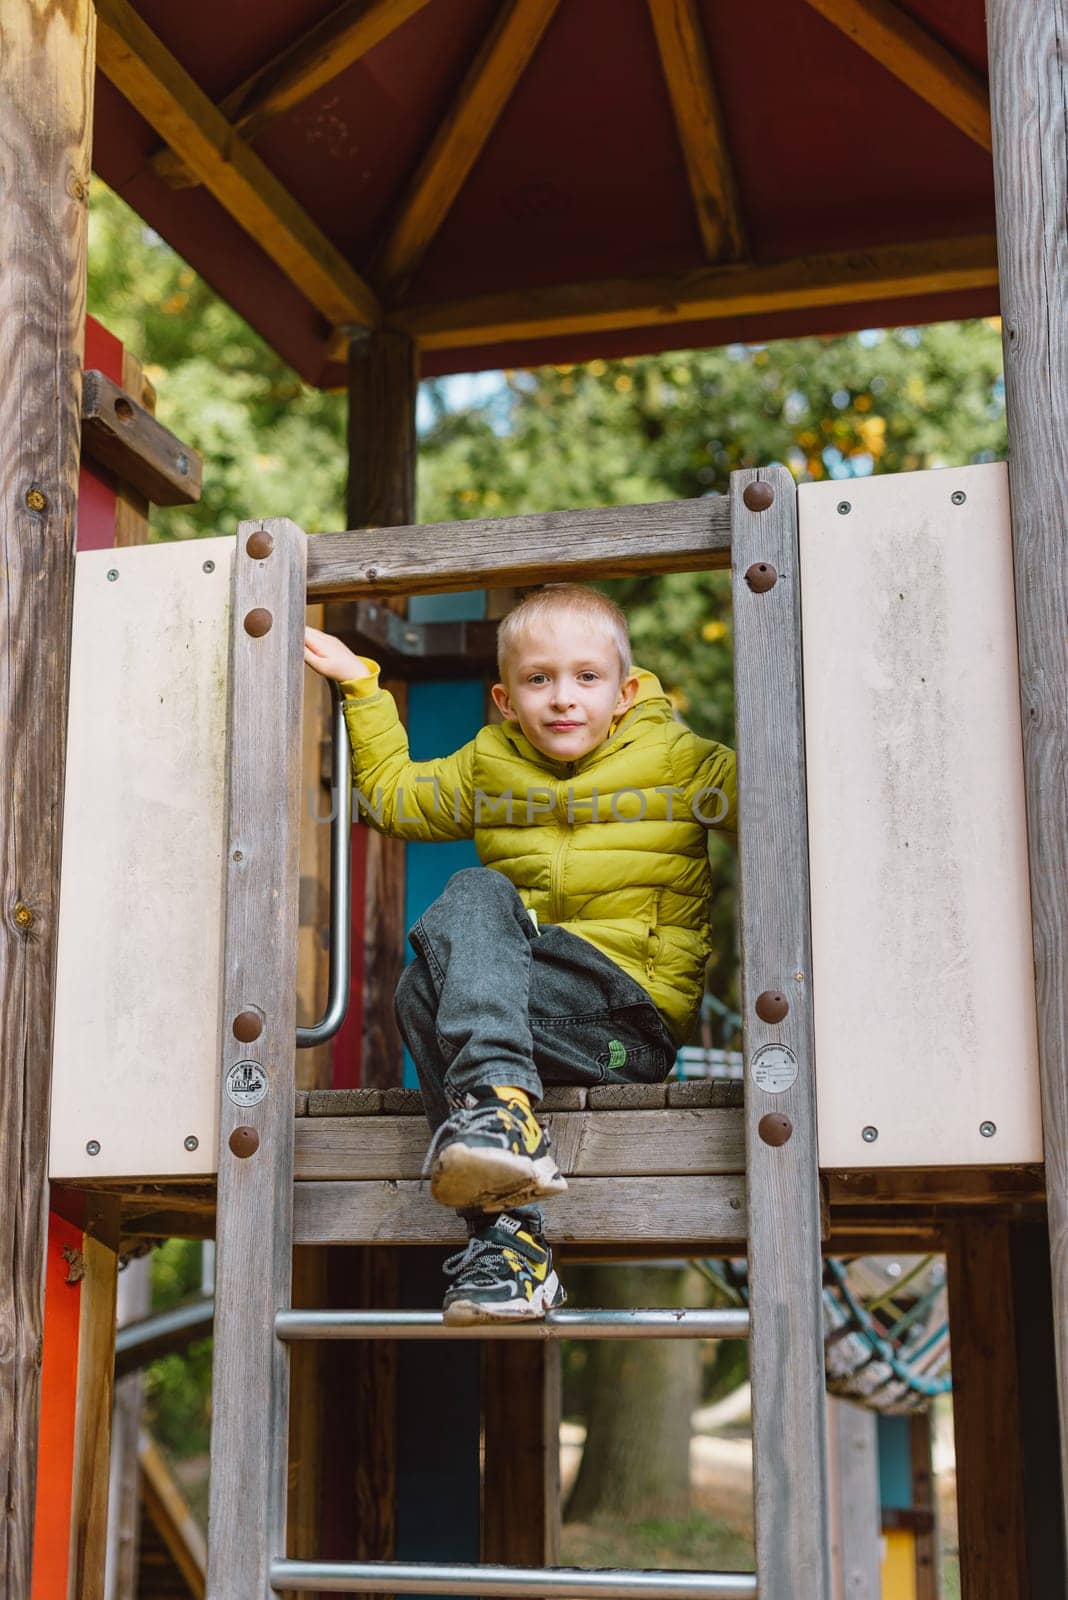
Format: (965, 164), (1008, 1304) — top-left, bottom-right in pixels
(205, 465), (829, 1598)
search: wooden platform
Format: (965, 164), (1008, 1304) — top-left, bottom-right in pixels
(47, 1083), (1046, 1258)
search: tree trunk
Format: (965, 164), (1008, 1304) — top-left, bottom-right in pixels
(566, 1265), (699, 1523)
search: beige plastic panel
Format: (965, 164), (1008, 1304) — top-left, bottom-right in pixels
(49, 538), (234, 1180)
(799, 464), (1042, 1168)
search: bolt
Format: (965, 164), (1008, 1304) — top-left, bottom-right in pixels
(759, 1112), (793, 1147)
(232, 850), (243, 862)
(244, 607), (273, 638)
(366, 567), (380, 581)
(744, 562), (778, 594)
(13, 902), (33, 930)
(742, 481), (775, 513)
(755, 990), (789, 1023)
(794, 970), (805, 983)
(86, 1140), (101, 1156)
(202, 559), (215, 574)
(233, 1010), (263, 1043)
(184, 1135), (199, 1151)
(107, 569), (119, 582)
(980, 1120), (997, 1138)
(113, 397), (134, 422)
(229, 1125), (260, 1159)
(837, 501), (851, 516)
(246, 530), (274, 560)
(951, 490), (967, 506)
(25, 487), (47, 513)
(176, 453), (190, 476)
(862, 1125), (878, 1143)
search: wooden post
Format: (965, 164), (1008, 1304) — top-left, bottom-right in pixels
(345, 328), (417, 1088)
(944, 1221), (1028, 1596)
(731, 463), (831, 1598)
(482, 1344), (561, 1567)
(0, 3), (96, 1591)
(68, 1195), (121, 1600)
(826, 1398), (880, 1600)
(986, 0), (1068, 1540)
(205, 517), (306, 1598)
(909, 1411), (939, 1600)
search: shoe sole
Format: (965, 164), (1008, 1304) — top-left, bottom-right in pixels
(443, 1271), (565, 1326)
(430, 1145), (568, 1212)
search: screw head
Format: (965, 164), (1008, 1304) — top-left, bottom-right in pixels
(107, 568), (119, 582)
(86, 1140), (101, 1156)
(862, 1125), (879, 1143)
(837, 501), (851, 516)
(742, 480), (775, 513)
(246, 530), (274, 560)
(951, 490), (967, 506)
(980, 1120), (997, 1138)
(184, 1135), (199, 1151)
(759, 1112), (793, 1147)
(202, 559), (215, 574)
(244, 607), (273, 638)
(233, 1009), (263, 1043)
(176, 453), (190, 476)
(755, 989), (789, 1023)
(744, 562), (778, 594)
(229, 1125), (260, 1159)
(25, 487), (47, 512)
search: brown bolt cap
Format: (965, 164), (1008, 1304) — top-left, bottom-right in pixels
(742, 481), (775, 513)
(755, 990), (789, 1023)
(244, 607), (273, 637)
(229, 1126), (260, 1158)
(744, 562), (777, 593)
(232, 1010), (263, 1043)
(246, 530), (274, 560)
(758, 1113), (793, 1147)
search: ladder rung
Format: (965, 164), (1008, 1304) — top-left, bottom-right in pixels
(274, 1308), (750, 1341)
(269, 1559), (758, 1597)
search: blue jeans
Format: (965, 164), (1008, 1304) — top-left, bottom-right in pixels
(394, 868), (678, 1232)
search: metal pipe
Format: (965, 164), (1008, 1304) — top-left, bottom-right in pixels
(274, 1308), (750, 1342)
(297, 681), (352, 1048)
(269, 1560), (758, 1597)
(114, 1297), (214, 1378)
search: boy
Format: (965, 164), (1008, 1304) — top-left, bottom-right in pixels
(304, 584), (736, 1324)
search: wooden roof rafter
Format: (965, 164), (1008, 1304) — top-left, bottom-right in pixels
(376, 0), (563, 298)
(153, 0), (435, 187)
(801, 0), (991, 150)
(645, 0), (747, 262)
(95, 0), (381, 334)
(391, 231), (999, 352)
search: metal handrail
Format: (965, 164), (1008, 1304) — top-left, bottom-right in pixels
(269, 1560), (757, 1597)
(274, 1308), (750, 1341)
(297, 681), (352, 1048)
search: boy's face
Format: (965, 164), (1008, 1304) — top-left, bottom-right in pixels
(491, 615), (640, 763)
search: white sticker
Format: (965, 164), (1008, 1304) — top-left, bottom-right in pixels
(226, 1060), (268, 1107)
(751, 1043), (798, 1094)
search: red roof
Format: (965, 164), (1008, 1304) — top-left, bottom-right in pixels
(93, 0), (998, 382)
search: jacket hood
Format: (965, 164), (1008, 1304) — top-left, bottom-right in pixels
(497, 667), (676, 772)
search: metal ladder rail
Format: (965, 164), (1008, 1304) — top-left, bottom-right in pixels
(270, 1309), (755, 1598)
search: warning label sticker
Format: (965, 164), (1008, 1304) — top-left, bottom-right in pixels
(751, 1043), (799, 1095)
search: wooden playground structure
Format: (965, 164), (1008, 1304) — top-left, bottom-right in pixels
(2, 1), (1066, 1596)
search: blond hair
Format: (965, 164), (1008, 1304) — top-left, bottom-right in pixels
(497, 584), (631, 683)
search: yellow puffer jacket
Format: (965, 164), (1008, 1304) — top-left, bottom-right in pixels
(341, 665), (736, 1044)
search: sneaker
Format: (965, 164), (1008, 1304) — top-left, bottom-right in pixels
(424, 1087), (568, 1212)
(442, 1214), (567, 1325)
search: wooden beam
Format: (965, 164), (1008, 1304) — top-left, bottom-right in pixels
(307, 495), (731, 600)
(392, 233), (998, 353)
(139, 1431), (207, 1598)
(0, 3), (95, 1591)
(293, 1173), (748, 1246)
(113, 349), (156, 548)
(94, 0), (380, 333)
(81, 369), (202, 505)
(945, 1222), (1028, 1597)
(482, 1344), (561, 1567)
(732, 464), (831, 1596)
(826, 1398), (881, 1600)
(377, 0), (561, 294)
(987, 0), (1068, 1548)
(646, 0), (746, 261)
(68, 1197), (121, 1600)
(802, 0), (991, 150)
